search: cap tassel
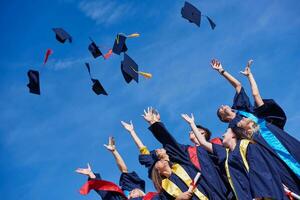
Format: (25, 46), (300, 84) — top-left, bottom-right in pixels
(103, 49), (113, 59)
(130, 66), (152, 79)
(43, 49), (53, 65)
(127, 33), (140, 38)
(138, 71), (152, 79)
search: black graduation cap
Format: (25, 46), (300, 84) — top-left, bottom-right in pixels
(139, 150), (159, 178)
(27, 69), (40, 95)
(85, 63), (108, 95)
(88, 38), (103, 58)
(119, 171), (146, 192)
(112, 34), (128, 55)
(121, 53), (138, 83)
(181, 1), (216, 30)
(52, 28), (72, 43)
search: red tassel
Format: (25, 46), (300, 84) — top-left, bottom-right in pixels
(43, 49), (53, 65)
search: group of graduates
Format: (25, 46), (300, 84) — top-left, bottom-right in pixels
(76, 59), (300, 200)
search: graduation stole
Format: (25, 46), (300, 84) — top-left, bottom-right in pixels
(187, 146), (201, 170)
(225, 139), (250, 200)
(238, 110), (300, 178)
(162, 163), (208, 200)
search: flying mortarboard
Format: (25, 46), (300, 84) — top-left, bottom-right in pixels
(85, 63), (108, 95)
(121, 53), (152, 84)
(27, 69), (40, 95)
(181, 1), (216, 30)
(88, 38), (113, 59)
(88, 38), (102, 58)
(52, 28), (72, 43)
(112, 33), (140, 55)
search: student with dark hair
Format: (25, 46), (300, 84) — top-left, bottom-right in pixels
(182, 113), (287, 200)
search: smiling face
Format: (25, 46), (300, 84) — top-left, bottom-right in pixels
(222, 128), (235, 148)
(217, 105), (235, 122)
(237, 117), (258, 136)
(154, 159), (171, 176)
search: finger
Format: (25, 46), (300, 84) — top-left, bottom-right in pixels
(87, 163), (91, 169)
(130, 120), (132, 125)
(191, 113), (194, 119)
(144, 109), (147, 115)
(121, 121), (125, 126)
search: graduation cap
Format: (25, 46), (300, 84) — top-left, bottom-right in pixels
(181, 1), (216, 30)
(85, 63), (108, 95)
(27, 69), (40, 95)
(119, 171), (146, 192)
(138, 150), (159, 178)
(121, 53), (152, 84)
(88, 38), (113, 59)
(88, 38), (102, 58)
(52, 28), (72, 43)
(112, 33), (140, 55)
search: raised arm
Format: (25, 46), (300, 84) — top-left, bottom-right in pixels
(121, 121), (149, 154)
(240, 60), (264, 107)
(211, 59), (242, 93)
(104, 137), (128, 173)
(181, 114), (213, 153)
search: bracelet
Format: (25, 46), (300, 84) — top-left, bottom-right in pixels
(219, 69), (225, 75)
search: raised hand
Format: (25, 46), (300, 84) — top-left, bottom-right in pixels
(104, 136), (116, 152)
(181, 113), (195, 125)
(240, 59), (253, 77)
(75, 163), (93, 176)
(210, 59), (223, 71)
(142, 107), (160, 125)
(121, 120), (134, 132)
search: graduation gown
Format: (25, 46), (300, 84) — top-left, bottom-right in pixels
(212, 140), (286, 200)
(149, 122), (227, 200)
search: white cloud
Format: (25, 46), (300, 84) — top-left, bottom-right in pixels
(78, 0), (134, 25)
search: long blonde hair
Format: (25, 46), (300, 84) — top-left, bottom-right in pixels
(151, 166), (164, 193)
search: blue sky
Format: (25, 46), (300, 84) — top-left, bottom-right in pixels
(1, 0), (300, 199)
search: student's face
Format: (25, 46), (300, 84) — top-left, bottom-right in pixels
(218, 105), (234, 120)
(189, 129), (205, 145)
(128, 189), (144, 199)
(189, 131), (199, 145)
(156, 148), (169, 161)
(222, 128), (235, 147)
(155, 159), (170, 175)
(237, 118), (254, 134)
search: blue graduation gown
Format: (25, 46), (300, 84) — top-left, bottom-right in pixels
(253, 132), (300, 194)
(149, 122), (227, 200)
(213, 141), (286, 200)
